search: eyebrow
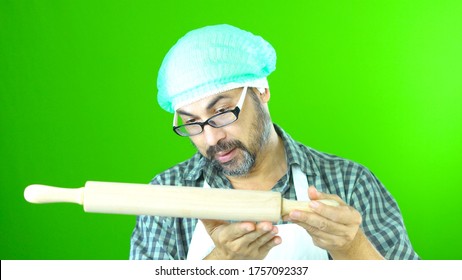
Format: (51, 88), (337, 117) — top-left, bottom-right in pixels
(177, 94), (233, 117)
(206, 95), (231, 110)
(176, 109), (195, 117)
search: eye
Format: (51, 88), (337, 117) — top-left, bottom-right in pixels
(185, 119), (197, 124)
(216, 107), (229, 114)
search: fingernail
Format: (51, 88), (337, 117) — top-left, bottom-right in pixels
(272, 227), (278, 235)
(290, 211), (301, 219)
(263, 224), (271, 231)
(310, 201), (320, 209)
(243, 225), (253, 232)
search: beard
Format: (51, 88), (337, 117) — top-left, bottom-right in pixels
(205, 98), (272, 177)
(206, 139), (255, 177)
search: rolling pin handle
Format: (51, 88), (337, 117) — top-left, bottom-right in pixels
(24, 184), (84, 205)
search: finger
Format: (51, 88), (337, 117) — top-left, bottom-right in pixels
(250, 222), (278, 246)
(308, 186), (346, 205)
(232, 222), (275, 245)
(309, 229), (358, 251)
(250, 224), (281, 253)
(256, 221), (278, 234)
(308, 186), (319, 200)
(257, 233), (282, 253)
(201, 219), (255, 240)
(289, 211), (350, 235)
(289, 218), (340, 248)
(249, 229), (277, 248)
(309, 201), (362, 225)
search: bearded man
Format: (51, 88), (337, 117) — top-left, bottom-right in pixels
(129, 24), (418, 260)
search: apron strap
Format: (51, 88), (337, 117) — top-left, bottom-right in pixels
(292, 165), (310, 202)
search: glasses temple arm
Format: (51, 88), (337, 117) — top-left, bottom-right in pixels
(236, 86), (248, 109)
(173, 111), (178, 127)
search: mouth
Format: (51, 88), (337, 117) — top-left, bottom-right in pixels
(215, 148), (237, 163)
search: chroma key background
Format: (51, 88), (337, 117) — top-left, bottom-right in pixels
(1, 0), (461, 259)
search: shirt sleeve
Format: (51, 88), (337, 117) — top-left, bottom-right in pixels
(129, 215), (178, 260)
(129, 174), (181, 260)
(350, 168), (420, 260)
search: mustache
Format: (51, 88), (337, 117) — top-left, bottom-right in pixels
(206, 140), (247, 159)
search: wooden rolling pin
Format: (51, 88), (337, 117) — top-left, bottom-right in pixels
(24, 181), (338, 222)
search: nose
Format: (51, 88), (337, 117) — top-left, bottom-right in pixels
(202, 124), (226, 147)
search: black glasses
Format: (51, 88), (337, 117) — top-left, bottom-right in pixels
(173, 87), (248, 137)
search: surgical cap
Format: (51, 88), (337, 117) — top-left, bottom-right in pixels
(157, 24), (276, 113)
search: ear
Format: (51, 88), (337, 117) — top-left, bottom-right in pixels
(262, 88), (271, 103)
(252, 87), (271, 104)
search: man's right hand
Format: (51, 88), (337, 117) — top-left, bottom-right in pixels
(201, 220), (281, 260)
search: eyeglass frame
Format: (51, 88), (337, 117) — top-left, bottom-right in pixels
(172, 86), (248, 137)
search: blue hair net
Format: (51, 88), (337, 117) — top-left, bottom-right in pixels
(157, 24), (276, 113)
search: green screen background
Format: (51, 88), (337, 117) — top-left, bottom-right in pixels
(1, 0), (461, 260)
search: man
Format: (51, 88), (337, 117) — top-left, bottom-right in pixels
(130, 24), (419, 260)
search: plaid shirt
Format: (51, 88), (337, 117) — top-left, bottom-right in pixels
(130, 124), (419, 260)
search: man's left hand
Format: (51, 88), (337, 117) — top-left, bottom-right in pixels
(283, 186), (380, 259)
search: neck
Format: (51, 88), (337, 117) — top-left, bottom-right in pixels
(228, 127), (287, 191)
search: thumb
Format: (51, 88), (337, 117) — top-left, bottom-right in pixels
(200, 219), (228, 235)
(308, 186), (345, 206)
(308, 186), (320, 200)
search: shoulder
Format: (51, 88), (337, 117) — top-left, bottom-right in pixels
(297, 143), (384, 201)
(301, 143), (371, 179)
(276, 124), (370, 180)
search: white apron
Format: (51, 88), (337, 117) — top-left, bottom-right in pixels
(186, 166), (329, 260)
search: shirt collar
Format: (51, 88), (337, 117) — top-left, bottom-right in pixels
(273, 124), (320, 176)
(184, 152), (208, 182)
(184, 123), (320, 182)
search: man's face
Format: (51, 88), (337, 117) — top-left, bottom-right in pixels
(176, 88), (272, 177)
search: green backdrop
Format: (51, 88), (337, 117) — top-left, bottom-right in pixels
(1, 0), (461, 260)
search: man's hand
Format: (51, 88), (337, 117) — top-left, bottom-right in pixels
(201, 220), (281, 260)
(283, 186), (384, 259)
